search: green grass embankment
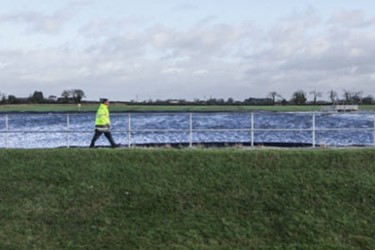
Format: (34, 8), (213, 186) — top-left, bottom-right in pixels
(0, 103), (323, 112)
(1, 103), (375, 113)
(2, 103), (375, 112)
(0, 149), (374, 249)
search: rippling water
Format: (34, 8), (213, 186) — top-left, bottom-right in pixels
(0, 112), (374, 148)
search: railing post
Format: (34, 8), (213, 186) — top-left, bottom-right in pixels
(251, 112), (254, 147)
(189, 113), (193, 147)
(67, 114), (70, 148)
(5, 114), (8, 148)
(312, 113), (316, 148)
(128, 113), (131, 148)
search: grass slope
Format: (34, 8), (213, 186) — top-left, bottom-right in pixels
(0, 148), (374, 249)
(0, 103), (322, 112)
(1, 103), (375, 113)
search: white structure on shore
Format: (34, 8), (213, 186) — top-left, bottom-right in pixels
(321, 105), (358, 112)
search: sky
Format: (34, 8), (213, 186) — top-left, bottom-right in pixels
(1, 0), (375, 101)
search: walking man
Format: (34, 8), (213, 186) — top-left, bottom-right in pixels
(89, 98), (120, 148)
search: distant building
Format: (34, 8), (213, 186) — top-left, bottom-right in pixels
(167, 99), (186, 104)
(48, 95), (58, 102)
(321, 105), (359, 112)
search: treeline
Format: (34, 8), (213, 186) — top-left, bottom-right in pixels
(0, 89), (85, 104)
(140, 89), (374, 105)
(1, 89), (374, 105)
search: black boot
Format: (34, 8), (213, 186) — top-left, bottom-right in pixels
(104, 132), (120, 148)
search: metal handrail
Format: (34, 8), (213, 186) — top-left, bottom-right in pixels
(1, 112), (375, 148)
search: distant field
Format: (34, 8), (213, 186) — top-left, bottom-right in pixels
(0, 148), (374, 249)
(1, 103), (375, 112)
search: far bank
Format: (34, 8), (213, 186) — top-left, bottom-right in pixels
(1, 103), (375, 113)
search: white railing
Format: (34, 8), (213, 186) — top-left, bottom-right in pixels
(1, 112), (375, 148)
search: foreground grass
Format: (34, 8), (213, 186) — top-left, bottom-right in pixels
(0, 148), (374, 249)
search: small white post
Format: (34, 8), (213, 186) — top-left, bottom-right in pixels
(5, 114), (8, 148)
(312, 113), (316, 148)
(189, 113), (193, 147)
(251, 113), (254, 147)
(67, 114), (70, 148)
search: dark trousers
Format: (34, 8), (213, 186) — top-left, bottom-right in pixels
(90, 129), (117, 147)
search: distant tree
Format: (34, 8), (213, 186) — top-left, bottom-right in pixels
(227, 98), (234, 104)
(291, 90), (307, 105)
(362, 95), (373, 104)
(72, 89), (85, 103)
(206, 98), (218, 105)
(351, 91), (363, 104)
(155, 99), (164, 104)
(8, 95), (18, 104)
(61, 90), (72, 101)
(244, 97), (273, 105)
(327, 90), (338, 104)
(0, 92), (6, 104)
(205, 98), (225, 105)
(29, 91), (45, 103)
(342, 90), (352, 104)
(309, 90), (322, 105)
(342, 90), (363, 104)
(60, 89), (85, 103)
(268, 91), (282, 105)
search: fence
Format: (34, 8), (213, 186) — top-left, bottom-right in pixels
(1, 112), (375, 148)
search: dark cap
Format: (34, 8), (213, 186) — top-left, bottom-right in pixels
(100, 98), (109, 104)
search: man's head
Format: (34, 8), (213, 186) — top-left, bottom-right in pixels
(101, 98), (109, 105)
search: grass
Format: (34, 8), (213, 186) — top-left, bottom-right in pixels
(3, 103), (374, 112)
(0, 148), (374, 249)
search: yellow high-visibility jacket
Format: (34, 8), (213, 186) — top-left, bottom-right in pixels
(95, 103), (111, 127)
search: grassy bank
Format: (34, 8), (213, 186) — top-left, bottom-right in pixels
(0, 103), (323, 112)
(4, 103), (375, 112)
(0, 148), (374, 249)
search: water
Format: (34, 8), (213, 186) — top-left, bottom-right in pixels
(0, 112), (374, 148)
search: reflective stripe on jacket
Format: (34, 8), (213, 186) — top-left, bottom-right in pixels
(95, 103), (111, 126)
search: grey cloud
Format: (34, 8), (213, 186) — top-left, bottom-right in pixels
(239, 8), (375, 98)
(147, 22), (258, 62)
(278, 29), (375, 73)
(171, 3), (199, 12)
(80, 20), (257, 65)
(79, 16), (149, 39)
(0, 1), (89, 34)
(329, 10), (375, 28)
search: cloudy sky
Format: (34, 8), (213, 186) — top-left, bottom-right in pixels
(1, 0), (375, 101)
